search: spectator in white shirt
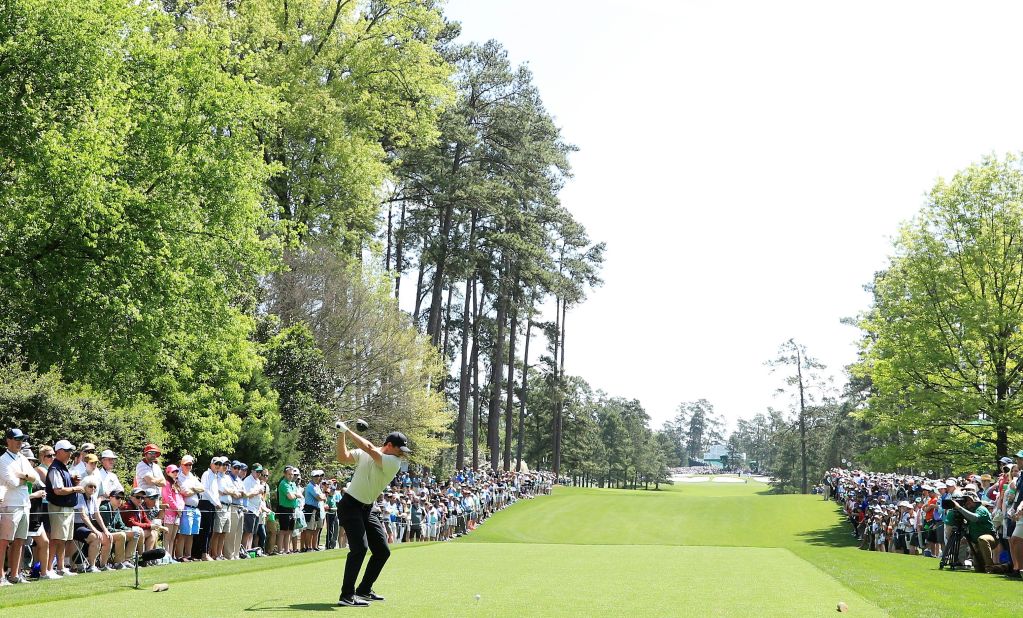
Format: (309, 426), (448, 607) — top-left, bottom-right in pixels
(174, 455), (203, 562)
(198, 457), (226, 561)
(242, 463), (267, 554)
(69, 443), (96, 481)
(0, 428), (40, 585)
(73, 478), (111, 572)
(135, 443), (166, 492)
(96, 450), (124, 500)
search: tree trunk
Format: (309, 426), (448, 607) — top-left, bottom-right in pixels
(455, 275), (474, 469)
(503, 282), (519, 471)
(471, 277), (486, 471)
(516, 297), (533, 471)
(427, 201), (455, 346)
(488, 256), (509, 470)
(385, 201), (393, 272)
(438, 283), (454, 392)
(554, 300), (568, 477)
(393, 203), (406, 301)
(552, 297), (562, 476)
(413, 255), (428, 324)
(797, 346), (808, 495)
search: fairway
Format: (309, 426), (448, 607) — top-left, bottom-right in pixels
(4, 478), (1015, 616)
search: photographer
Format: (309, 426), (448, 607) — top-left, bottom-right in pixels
(948, 491), (998, 573)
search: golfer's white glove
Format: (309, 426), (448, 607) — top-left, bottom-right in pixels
(335, 421), (349, 433)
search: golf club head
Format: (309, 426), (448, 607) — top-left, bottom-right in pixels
(355, 419), (369, 432)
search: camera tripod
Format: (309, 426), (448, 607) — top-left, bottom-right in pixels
(939, 521), (968, 570)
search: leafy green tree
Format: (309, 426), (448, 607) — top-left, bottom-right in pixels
(857, 155), (1023, 466)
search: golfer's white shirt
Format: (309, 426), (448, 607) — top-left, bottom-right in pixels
(345, 449), (401, 505)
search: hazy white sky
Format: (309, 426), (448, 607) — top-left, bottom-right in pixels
(441, 0), (1023, 430)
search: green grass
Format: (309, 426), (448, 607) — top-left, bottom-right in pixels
(2, 477), (1016, 616)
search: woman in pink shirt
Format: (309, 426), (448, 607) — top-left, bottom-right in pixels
(161, 464), (185, 563)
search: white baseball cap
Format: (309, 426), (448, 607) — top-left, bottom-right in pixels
(54, 439), (76, 451)
(100, 449), (118, 459)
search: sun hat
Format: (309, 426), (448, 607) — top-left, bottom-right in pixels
(144, 487), (159, 499)
(1001, 456), (1014, 465)
(100, 449), (118, 459)
(80, 443), (96, 452)
(83, 453), (99, 464)
(981, 474), (992, 481)
(311, 469), (324, 477)
(132, 487), (147, 497)
(54, 439), (76, 452)
(142, 443), (161, 455)
(165, 464), (180, 474)
(180, 455), (194, 464)
(1016, 449), (1023, 459)
(20, 447), (37, 461)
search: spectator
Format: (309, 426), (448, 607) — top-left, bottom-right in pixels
(69, 443), (96, 481)
(23, 444), (49, 579)
(96, 450), (124, 500)
(121, 487), (167, 554)
(324, 479), (341, 549)
(0, 428), (39, 585)
(99, 490), (137, 569)
(135, 443), (166, 493)
(242, 464), (269, 554)
(302, 470), (326, 552)
(197, 456), (225, 561)
(175, 455), (202, 562)
(276, 466), (301, 555)
(47, 439), (85, 578)
(73, 477), (111, 572)
(208, 458), (232, 560)
(161, 464), (185, 563)
(221, 461), (245, 560)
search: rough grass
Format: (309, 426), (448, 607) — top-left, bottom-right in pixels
(2, 478), (1010, 616)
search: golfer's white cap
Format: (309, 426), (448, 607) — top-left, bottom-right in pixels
(54, 439), (75, 451)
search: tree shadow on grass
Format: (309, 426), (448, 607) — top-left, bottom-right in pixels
(797, 506), (862, 547)
(245, 603), (336, 612)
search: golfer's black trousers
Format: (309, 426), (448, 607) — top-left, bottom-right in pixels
(339, 494), (390, 597)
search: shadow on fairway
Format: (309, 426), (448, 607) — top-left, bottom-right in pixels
(796, 512), (860, 547)
(245, 603), (336, 612)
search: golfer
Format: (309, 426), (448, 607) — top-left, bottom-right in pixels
(334, 421), (410, 607)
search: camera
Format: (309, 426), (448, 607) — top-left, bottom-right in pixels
(941, 495), (959, 510)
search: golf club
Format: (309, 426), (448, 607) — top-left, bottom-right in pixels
(335, 418), (369, 432)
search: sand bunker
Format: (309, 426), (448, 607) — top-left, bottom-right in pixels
(672, 476), (710, 483)
(712, 476), (745, 483)
(752, 476), (773, 483)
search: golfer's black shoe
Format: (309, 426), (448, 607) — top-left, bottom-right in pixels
(338, 595), (370, 607)
(356, 590), (385, 602)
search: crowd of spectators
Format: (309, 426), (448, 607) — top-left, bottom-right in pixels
(0, 427), (554, 586)
(821, 450), (1023, 575)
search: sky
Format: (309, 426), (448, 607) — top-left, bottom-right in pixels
(439, 0), (1023, 431)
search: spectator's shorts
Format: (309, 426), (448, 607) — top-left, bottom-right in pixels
(1011, 521), (1023, 540)
(214, 507), (231, 533)
(278, 511), (295, 531)
(303, 505), (323, 530)
(72, 525), (96, 544)
(0, 505), (30, 541)
(48, 505), (75, 541)
(179, 506), (200, 535)
(244, 512), (258, 534)
(910, 530), (922, 546)
(164, 510), (180, 526)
